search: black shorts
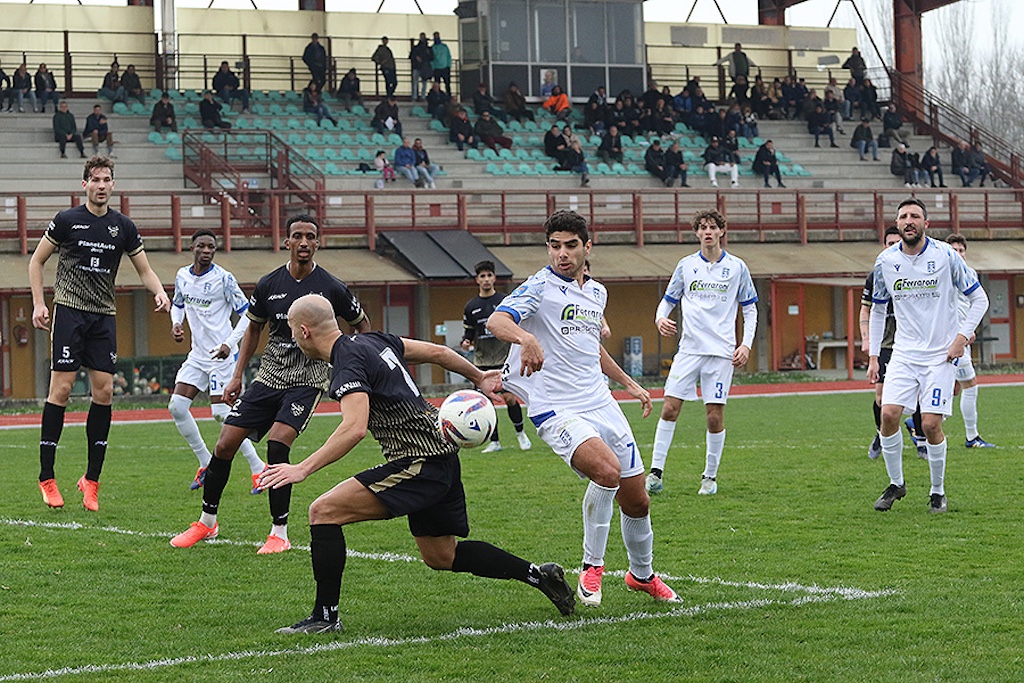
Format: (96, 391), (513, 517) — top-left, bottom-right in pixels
(50, 304), (117, 373)
(877, 347), (893, 384)
(354, 452), (470, 538)
(224, 381), (321, 442)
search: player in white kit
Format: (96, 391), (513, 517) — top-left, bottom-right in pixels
(169, 230), (266, 493)
(868, 198), (988, 514)
(487, 210), (681, 608)
(645, 209), (758, 496)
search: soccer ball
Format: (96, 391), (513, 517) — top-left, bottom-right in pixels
(437, 389), (497, 449)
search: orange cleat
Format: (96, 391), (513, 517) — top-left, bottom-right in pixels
(170, 520), (219, 548)
(77, 476), (99, 512)
(39, 479), (64, 508)
(624, 571), (682, 603)
(251, 464), (268, 495)
(257, 534), (291, 555)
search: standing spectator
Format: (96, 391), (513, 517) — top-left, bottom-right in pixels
(503, 82), (534, 122)
(597, 125), (623, 164)
(412, 138), (440, 189)
(850, 118), (879, 161)
(664, 140), (689, 188)
(13, 63), (36, 113)
(394, 137), (425, 186)
(951, 141), (972, 186)
(98, 62), (125, 103)
(83, 104), (115, 157)
(52, 101), (85, 159)
(302, 80), (337, 126)
(543, 123), (567, 164)
(212, 61), (249, 113)
(842, 47), (867, 86)
(373, 149), (396, 183)
(808, 103), (838, 148)
(431, 32), (452, 96)
(561, 138), (590, 186)
(882, 104), (909, 147)
(861, 78), (880, 120)
(302, 33), (327, 91)
(371, 36), (397, 98)
(968, 143), (993, 187)
(702, 136), (739, 188)
(753, 140), (784, 188)
(843, 78), (863, 121)
(890, 143), (921, 187)
(121, 64), (145, 105)
(474, 110), (512, 151)
(426, 81), (450, 121)
(472, 82), (505, 121)
(338, 68), (363, 110)
(35, 63), (61, 114)
(542, 85), (571, 121)
(371, 95), (402, 137)
(644, 138), (667, 183)
(150, 91), (177, 132)
(715, 43), (756, 82)
(919, 146), (946, 188)
(409, 33), (433, 101)
(199, 90), (231, 130)
(448, 108), (476, 151)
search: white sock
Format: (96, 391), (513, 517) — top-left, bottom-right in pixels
(169, 394), (212, 468)
(581, 481), (618, 567)
(620, 513), (654, 580)
(703, 429), (725, 479)
(960, 386), (979, 440)
(880, 431), (904, 486)
(650, 418), (677, 472)
(271, 524), (288, 541)
(927, 438), (947, 495)
(200, 512), (217, 528)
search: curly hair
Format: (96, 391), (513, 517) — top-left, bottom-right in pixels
(690, 209), (727, 232)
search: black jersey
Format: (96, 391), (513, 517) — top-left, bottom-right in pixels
(862, 271), (896, 349)
(329, 332), (457, 462)
(247, 263), (366, 390)
(44, 205), (144, 315)
(462, 292), (511, 368)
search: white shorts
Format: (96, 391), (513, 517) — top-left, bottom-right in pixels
(174, 354), (238, 397)
(955, 345), (976, 382)
(532, 400), (645, 480)
(881, 353), (957, 417)
(663, 351), (735, 404)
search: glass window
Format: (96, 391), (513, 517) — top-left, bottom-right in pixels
(608, 2), (641, 65)
(570, 2), (606, 64)
(491, 0), (529, 62)
(532, 1), (567, 63)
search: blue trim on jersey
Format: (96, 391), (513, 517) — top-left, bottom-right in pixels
(235, 302), (250, 314)
(963, 281), (981, 295)
(872, 296), (890, 304)
(530, 410), (556, 428)
(740, 297), (758, 306)
(495, 304), (521, 324)
(188, 264), (216, 277)
(663, 294), (680, 305)
(172, 301), (185, 309)
(545, 265), (577, 283)
(698, 250), (727, 263)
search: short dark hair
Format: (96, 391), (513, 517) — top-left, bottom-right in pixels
(883, 225), (901, 240)
(945, 233), (967, 250)
(897, 197), (928, 220)
(474, 260), (495, 275)
(83, 155), (115, 182)
(286, 213), (320, 238)
(544, 210), (589, 242)
(191, 229), (216, 243)
(691, 209), (727, 232)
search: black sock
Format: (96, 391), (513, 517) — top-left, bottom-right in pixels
(651, 467), (663, 478)
(85, 403), (111, 481)
(507, 401), (524, 433)
(912, 406), (924, 437)
(310, 524), (345, 622)
(201, 455), (232, 516)
(267, 440), (292, 527)
(39, 402), (66, 481)
(451, 540), (533, 584)
(872, 400), (882, 430)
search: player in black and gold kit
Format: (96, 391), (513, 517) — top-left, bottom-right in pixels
(259, 294), (574, 634)
(461, 260), (530, 452)
(171, 214), (370, 554)
(29, 156), (171, 511)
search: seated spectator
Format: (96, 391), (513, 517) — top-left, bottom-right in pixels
(338, 68), (364, 110)
(753, 140), (785, 188)
(98, 62), (125, 103)
(621, 93), (643, 134)
(799, 88), (821, 122)
(542, 85), (571, 121)
(543, 123), (567, 164)
(121, 64), (145, 105)
(824, 76), (845, 117)
(503, 82), (534, 122)
(302, 80), (337, 126)
(472, 82), (505, 121)
(823, 89), (844, 134)
(212, 60), (249, 113)
(644, 138), (667, 183)
(850, 118), (878, 161)
(426, 80), (450, 122)
(861, 78), (880, 120)
(740, 105), (759, 140)
(583, 100), (606, 136)
(919, 146), (946, 188)
(412, 138), (440, 189)
(702, 136), (739, 188)
(749, 76), (771, 119)
(951, 141), (972, 186)
(597, 125), (623, 164)
(706, 109), (729, 141)
(13, 63), (36, 113)
(664, 140), (689, 188)
(560, 138), (590, 187)
(0, 60), (10, 113)
(448, 108), (476, 151)
(150, 91), (177, 132)
(605, 99), (631, 137)
(372, 95), (402, 137)
(780, 75), (800, 120)
(35, 63), (61, 114)
(644, 98), (675, 136)
(199, 90), (231, 130)
(724, 103), (743, 135)
(394, 137), (427, 186)
(587, 86), (608, 120)
(640, 81), (661, 112)
(474, 110), (512, 151)
(374, 149), (396, 182)
(729, 75), (749, 106)
(882, 104), (909, 147)
(808, 104), (838, 148)
(52, 100), (85, 159)
(891, 143), (921, 187)
(842, 78), (863, 121)
(83, 103), (115, 157)
(722, 129), (742, 164)
(969, 142), (994, 187)
(560, 124), (578, 149)
(765, 77), (783, 119)
(689, 104), (711, 138)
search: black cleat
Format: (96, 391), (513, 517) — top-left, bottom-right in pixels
(874, 482), (907, 511)
(537, 562), (576, 616)
(929, 493), (948, 514)
(275, 615), (343, 634)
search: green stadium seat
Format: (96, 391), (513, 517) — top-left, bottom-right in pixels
(483, 148), (499, 161)
(370, 132), (386, 145)
(530, 149), (547, 160)
(287, 132), (303, 144)
(165, 147), (183, 161)
(112, 102), (130, 115)
(514, 148), (533, 161)
(148, 132), (166, 145)
(387, 133), (402, 146)
(354, 133), (372, 146)
(466, 148), (484, 161)
(338, 148), (356, 161)
(350, 104), (367, 116)
(526, 135), (542, 147)
(506, 120), (523, 132)
(130, 102), (147, 115)
(512, 135), (527, 147)
(166, 132), (182, 145)
(501, 162), (521, 175)
(322, 148), (340, 161)
(595, 162), (612, 175)
(411, 105), (428, 118)
(534, 162), (555, 175)
(429, 119), (446, 132)
(792, 163), (811, 176)
(356, 148), (373, 160)
(305, 147), (324, 160)
(485, 162), (504, 175)
(523, 120), (540, 132)
(611, 162), (628, 174)
(335, 133), (353, 145)
(518, 163), (538, 175)
(498, 148), (515, 160)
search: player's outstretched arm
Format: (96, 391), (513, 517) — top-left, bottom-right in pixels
(28, 238), (57, 331)
(128, 250), (171, 312)
(402, 338), (502, 401)
(599, 345), (652, 417)
(486, 310), (544, 376)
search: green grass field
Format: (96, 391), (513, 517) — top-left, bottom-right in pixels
(2, 387), (1023, 682)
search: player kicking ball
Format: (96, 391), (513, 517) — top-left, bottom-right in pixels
(645, 209), (757, 496)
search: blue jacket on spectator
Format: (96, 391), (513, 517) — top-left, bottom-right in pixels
(394, 144), (416, 168)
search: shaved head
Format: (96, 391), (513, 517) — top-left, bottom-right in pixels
(288, 294), (341, 360)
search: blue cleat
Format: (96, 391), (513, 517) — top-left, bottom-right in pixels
(190, 467), (207, 491)
(965, 436), (996, 448)
(904, 418), (919, 442)
(868, 434), (882, 460)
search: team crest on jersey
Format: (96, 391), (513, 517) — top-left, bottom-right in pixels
(107, 225), (119, 238)
(722, 267), (730, 277)
(290, 402), (305, 416)
(203, 282), (212, 293)
(927, 261), (936, 274)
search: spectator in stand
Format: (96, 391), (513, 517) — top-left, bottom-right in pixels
(824, 76), (845, 117)
(703, 136), (739, 188)
(621, 93), (644, 135)
(842, 47), (867, 86)
(919, 146), (946, 188)
(765, 77), (783, 119)
(426, 81), (450, 122)
(749, 76), (771, 119)
(474, 110), (512, 151)
(823, 89), (844, 134)
(412, 138), (440, 189)
(35, 64), (61, 114)
(394, 137), (427, 187)
(371, 37), (397, 98)
(583, 100), (606, 136)
(373, 149), (395, 183)
(472, 82), (506, 122)
(799, 88), (821, 122)
(371, 95), (402, 137)
(722, 129), (742, 164)
(597, 125), (623, 164)
(542, 85), (571, 121)
(587, 85), (608, 116)
(561, 138), (590, 187)
(740, 105), (759, 141)
(302, 33), (327, 91)
(13, 63), (36, 113)
(780, 75), (800, 120)
(303, 80), (337, 126)
(808, 103), (838, 148)
(794, 77), (810, 112)
(724, 103), (743, 136)
(98, 62), (125, 103)
(431, 32), (452, 96)
(121, 64), (145, 105)
(409, 33), (433, 101)
(52, 101), (85, 159)
(150, 91), (177, 132)
(851, 117), (879, 161)
(951, 141), (972, 186)
(882, 104), (909, 147)
(543, 123), (568, 165)
(753, 139), (784, 188)
(338, 68), (364, 110)
(644, 138), (667, 183)
(83, 104), (115, 157)
(645, 98), (675, 136)
(861, 78), (880, 120)
(0, 60), (11, 112)
(706, 109), (728, 141)
(503, 82), (534, 122)
(448, 108), (476, 151)
(715, 43), (756, 82)
(890, 143), (921, 187)
(664, 140), (689, 188)
(843, 78), (863, 121)
(728, 75), (750, 107)
(200, 89), (231, 130)
(606, 99), (630, 137)
(560, 123), (578, 148)
(689, 104), (711, 139)
(968, 142), (994, 187)
(639, 81), (661, 112)
(213, 61), (249, 113)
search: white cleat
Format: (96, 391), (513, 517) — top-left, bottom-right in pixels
(516, 431), (532, 450)
(645, 473), (663, 495)
(698, 476), (717, 495)
(481, 441), (503, 453)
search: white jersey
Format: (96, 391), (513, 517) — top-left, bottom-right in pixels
(496, 266), (612, 417)
(662, 250), (758, 358)
(871, 237), (982, 364)
(171, 263), (250, 363)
